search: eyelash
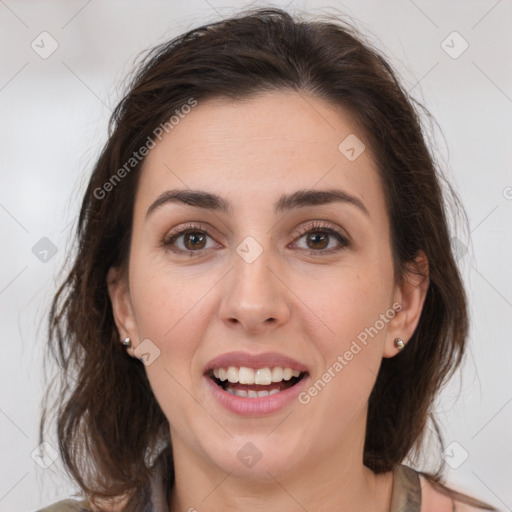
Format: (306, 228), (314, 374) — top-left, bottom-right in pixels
(161, 221), (351, 257)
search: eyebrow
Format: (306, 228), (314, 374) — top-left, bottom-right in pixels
(145, 188), (370, 220)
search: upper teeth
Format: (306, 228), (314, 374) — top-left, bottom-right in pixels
(212, 367), (301, 385)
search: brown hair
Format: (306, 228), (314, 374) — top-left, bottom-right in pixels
(40, 7), (496, 511)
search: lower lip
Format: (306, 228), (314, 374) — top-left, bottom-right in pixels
(205, 374), (309, 416)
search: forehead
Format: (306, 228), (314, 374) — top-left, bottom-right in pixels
(136, 91), (384, 217)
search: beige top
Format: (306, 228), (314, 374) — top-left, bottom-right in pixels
(34, 464), (471, 512)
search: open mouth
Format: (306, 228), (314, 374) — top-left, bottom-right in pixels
(207, 368), (308, 398)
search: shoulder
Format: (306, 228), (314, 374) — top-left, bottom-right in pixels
(418, 474), (498, 512)
(36, 498), (89, 512)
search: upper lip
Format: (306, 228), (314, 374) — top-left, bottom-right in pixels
(204, 351), (309, 374)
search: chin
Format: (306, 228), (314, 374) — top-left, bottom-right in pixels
(206, 435), (304, 482)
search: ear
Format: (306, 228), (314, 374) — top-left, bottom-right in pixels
(382, 250), (430, 358)
(106, 266), (138, 350)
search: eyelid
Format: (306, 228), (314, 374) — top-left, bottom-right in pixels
(293, 220), (349, 240)
(164, 222), (215, 240)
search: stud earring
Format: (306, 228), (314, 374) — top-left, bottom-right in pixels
(122, 337), (132, 348)
(394, 338), (405, 351)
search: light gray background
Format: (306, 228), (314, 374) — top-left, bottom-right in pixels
(1, 1), (511, 510)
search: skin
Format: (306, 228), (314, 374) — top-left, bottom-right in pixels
(107, 91), (430, 512)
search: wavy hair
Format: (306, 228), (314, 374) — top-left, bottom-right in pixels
(40, 7), (495, 510)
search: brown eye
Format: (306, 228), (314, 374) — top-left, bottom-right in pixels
(292, 222), (351, 256)
(182, 231), (207, 250)
(161, 223), (218, 255)
(305, 232), (329, 250)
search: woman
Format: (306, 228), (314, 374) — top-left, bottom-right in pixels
(38, 7), (498, 512)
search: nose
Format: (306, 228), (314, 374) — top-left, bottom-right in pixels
(218, 246), (291, 335)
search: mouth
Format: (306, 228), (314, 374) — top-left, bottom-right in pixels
(203, 351), (310, 414)
(206, 366), (308, 398)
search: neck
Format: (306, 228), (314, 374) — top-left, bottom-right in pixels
(168, 415), (394, 512)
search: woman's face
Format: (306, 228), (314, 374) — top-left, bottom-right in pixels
(108, 91), (427, 481)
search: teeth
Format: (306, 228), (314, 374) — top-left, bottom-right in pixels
(255, 368), (272, 385)
(271, 367), (283, 382)
(226, 387), (282, 398)
(212, 366), (301, 385)
(239, 367), (255, 384)
(227, 367), (238, 383)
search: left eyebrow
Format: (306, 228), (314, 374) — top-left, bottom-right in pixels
(145, 188), (370, 220)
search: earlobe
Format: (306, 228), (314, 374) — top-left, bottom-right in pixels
(106, 266), (138, 348)
(383, 251), (430, 358)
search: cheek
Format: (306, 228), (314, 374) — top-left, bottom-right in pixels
(305, 261), (393, 399)
(297, 288), (388, 437)
(313, 264), (392, 345)
(130, 252), (214, 341)
(127, 258), (216, 406)
(129, 264), (213, 424)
